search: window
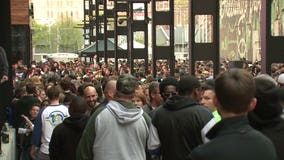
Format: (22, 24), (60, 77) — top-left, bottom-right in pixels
(194, 15), (213, 43)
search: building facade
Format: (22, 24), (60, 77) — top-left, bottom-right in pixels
(31, 0), (84, 24)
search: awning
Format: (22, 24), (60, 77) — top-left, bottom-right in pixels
(78, 39), (125, 57)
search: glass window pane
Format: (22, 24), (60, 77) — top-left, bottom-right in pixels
(156, 25), (170, 46)
(134, 31), (145, 48)
(194, 15), (213, 43)
(271, 0), (284, 36)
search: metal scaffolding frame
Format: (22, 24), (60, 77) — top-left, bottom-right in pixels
(151, 0), (175, 77)
(83, 0), (151, 74)
(190, 0), (220, 76)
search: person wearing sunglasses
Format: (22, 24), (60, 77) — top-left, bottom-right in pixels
(148, 75), (215, 160)
(159, 76), (178, 102)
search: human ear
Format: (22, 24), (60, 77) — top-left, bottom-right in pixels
(248, 97), (257, 112)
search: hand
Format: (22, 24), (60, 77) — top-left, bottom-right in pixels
(21, 114), (29, 121)
(30, 145), (36, 160)
(1, 75), (8, 83)
(21, 114), (33, 127)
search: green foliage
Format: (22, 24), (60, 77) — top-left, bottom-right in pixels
(32, 20), (50, 52)
(135, 38), (144, 44)
(32, 18), (84, 53)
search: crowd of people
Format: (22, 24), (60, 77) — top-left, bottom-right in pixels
(2, 55), (284, 160)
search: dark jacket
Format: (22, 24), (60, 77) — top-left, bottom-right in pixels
(249, 112), (284, 160)
(18, 118), (36, 149)
(248, 85), (284, 160)
(191, 116), (278, 160)
(49, 115), (89, 160)
(13, 96), (40, 129)
(150, 95), (214, 160)
(142, 103), (157, 118)
(260, 119), (284, 160)
(142, 103), (153, 114)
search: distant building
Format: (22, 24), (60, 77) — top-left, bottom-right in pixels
(31, 0), (83, 24)
(11, 0), (32, 65)
(149, 25), (189, 60)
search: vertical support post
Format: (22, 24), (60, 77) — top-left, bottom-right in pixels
(169, 0), (175, 76)
(190, 0), (219, 77)
(151, 0), (157, 77)
(104, 0), (108, 64)
(188, 0), (192, 75)
(128, 2), (133, 73)
(152, 0), (175, 77)
(261, 0), (267, 73)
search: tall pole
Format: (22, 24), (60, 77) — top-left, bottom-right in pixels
(260, 0), (267, 73)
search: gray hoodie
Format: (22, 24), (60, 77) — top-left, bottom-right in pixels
(76, 100), (151, 160)
(107, 100), (144, 124)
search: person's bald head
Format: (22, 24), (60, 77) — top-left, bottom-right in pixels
(104, 80), (117, 101)
(84, 86), (98, 109)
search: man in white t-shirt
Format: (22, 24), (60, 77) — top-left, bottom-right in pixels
(31, 86), (69, 160)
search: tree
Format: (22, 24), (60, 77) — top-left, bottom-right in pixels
(53, 17), (84, 53)
(32, 18), (84, 53)
(32, 20), (50, 53)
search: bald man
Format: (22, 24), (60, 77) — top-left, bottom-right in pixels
(84, 85), (100, 115)
(103, 79), (117, 102)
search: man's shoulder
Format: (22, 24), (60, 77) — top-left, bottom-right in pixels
(152, 103), (210, 115)
(142, 110), (152, 127)
(46, 104), (68, 110)
(18, 95), (39, 102)
(52, 122), (66, 133)
(248, 128), (277, 146)
(191, 135), (245, 159)
(41, 105), (69, 115)
(191, 143), (213, 159)
(141, 103), (152, 113)
(191, 132), (277, 160)
(24, 95), (39, 100)
(206, 125), (275, 148)
(89, 104), (108, 120)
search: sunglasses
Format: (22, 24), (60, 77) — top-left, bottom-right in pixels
(162, 92), (178, 97)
